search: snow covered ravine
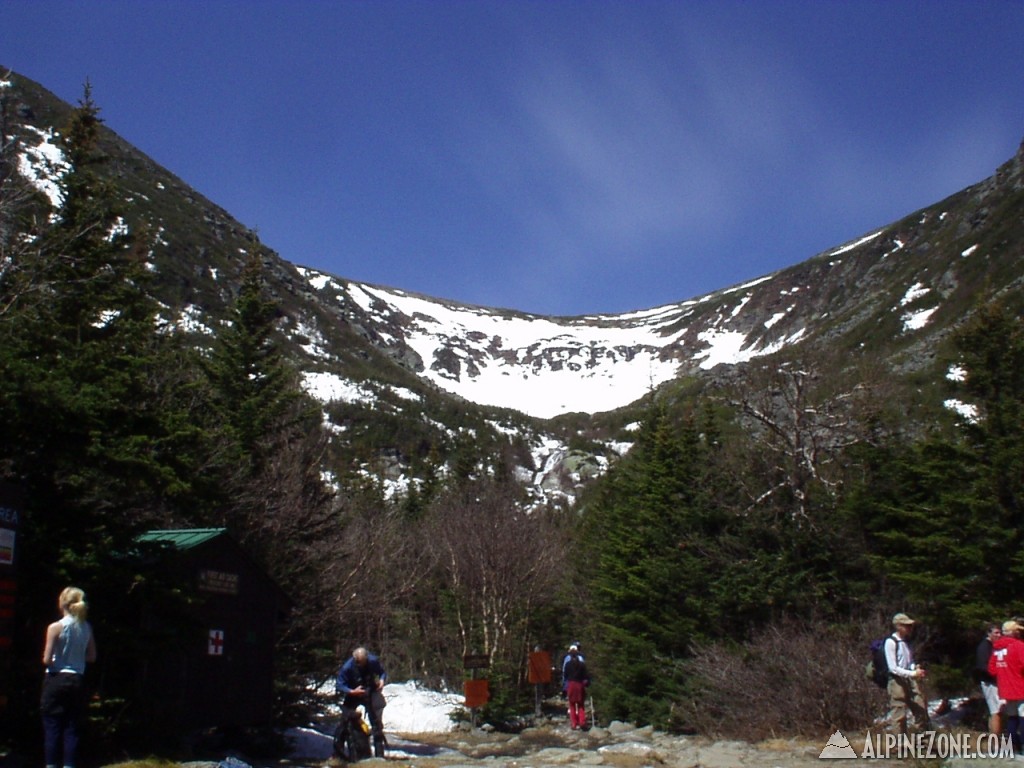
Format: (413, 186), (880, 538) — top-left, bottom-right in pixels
(297, 269), (792, 420)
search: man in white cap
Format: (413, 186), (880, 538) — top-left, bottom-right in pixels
(884, 613), (929, 734)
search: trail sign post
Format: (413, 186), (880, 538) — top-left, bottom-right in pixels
(463, 653), (491, 727)
(528, 648), (552, 716)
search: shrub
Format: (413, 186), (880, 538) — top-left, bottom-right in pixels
(673, 620), (882, 740)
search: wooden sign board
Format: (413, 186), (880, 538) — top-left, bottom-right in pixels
(463, 678), (489, 708)
(528, 650), (552, 684)
(463, 654), (490, 670)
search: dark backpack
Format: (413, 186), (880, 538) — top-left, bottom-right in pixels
(866, 636), (892, 688)
(333, 709), (372, 762)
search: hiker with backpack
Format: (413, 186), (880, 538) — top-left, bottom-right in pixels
(975, 623), (1003, 735)
(561, 641), (584, 696)
(989, 620), (1024, 755)
(336, 646), (388, 759)
(882, 612), (930, 734)
(563, 645), (590, 730)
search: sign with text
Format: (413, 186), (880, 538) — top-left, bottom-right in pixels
(199, 569), (239, 595)
(462, 654), (490, 670)
(0, 482), (22, 571)
(0, 529), (13, 567)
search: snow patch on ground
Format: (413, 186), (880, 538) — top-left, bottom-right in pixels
(377, 680), (465, 734)
(285, 681), (465, 759)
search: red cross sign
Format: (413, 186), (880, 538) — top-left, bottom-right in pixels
(208, 629), (225, 656)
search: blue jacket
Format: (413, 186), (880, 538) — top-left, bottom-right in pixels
(336, 653), (387, 699)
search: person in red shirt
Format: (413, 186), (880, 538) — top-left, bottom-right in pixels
(988, 620), (1024, 754)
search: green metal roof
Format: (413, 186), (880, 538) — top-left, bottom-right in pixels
(137, 528), (227, 550)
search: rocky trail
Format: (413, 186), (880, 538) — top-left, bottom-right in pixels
(202, 717), (1019, 768)
(92, 688), (1018, 768)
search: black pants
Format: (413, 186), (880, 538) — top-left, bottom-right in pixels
(41, 673), (87, 767)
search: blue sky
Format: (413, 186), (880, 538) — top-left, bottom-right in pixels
(4, 1), (1023, 316)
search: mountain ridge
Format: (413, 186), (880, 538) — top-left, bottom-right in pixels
(4, 68), (1023, 505)
(290, 130), (1024, 420)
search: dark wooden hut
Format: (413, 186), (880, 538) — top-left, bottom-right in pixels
(0, 482), (22, 716)
(135, 528), (290, 732)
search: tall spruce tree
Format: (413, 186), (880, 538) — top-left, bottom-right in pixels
(200, 241), (334, 558)
(1, 85), (178, 572)
(955, 301), (1024, 525)
(580, 402), (721, 726)
(199, 245), (336, 716)
(204, 245), (298, 461)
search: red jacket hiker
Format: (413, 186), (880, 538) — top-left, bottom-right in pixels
(989, 635), (1024, 701)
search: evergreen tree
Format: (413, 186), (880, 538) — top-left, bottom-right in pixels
(200, 240), (335, 560)
(580, 402), (720, 726)
(0, 85), (201, 735)
(856, 302), (1024, 632)
(856, 437), (996, 630)
(1, 85), (179, 574)
(198, 242), (337, 716)
(204, 244), (302, 463)
(955, 301), (1024, 524)
(580, 391), (875, 727)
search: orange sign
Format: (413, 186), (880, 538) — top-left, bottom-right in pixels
(528, 651), (552, 684)
(463, 678), (490, 708)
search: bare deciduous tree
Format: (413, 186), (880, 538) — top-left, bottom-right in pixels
(426, 480), (570, 674)
(724, 358), (891, 522)
(318, 487), (436, 660)
(678, 619), (881, 739)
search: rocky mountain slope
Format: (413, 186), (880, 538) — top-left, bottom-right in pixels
(4, 69), (1022, 506)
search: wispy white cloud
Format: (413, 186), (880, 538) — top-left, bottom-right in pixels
(451, 13), (821, 290)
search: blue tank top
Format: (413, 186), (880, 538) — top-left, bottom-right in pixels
(49, 615), (92, 675)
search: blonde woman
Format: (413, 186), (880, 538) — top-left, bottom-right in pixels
(41, 587), (97, 768)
